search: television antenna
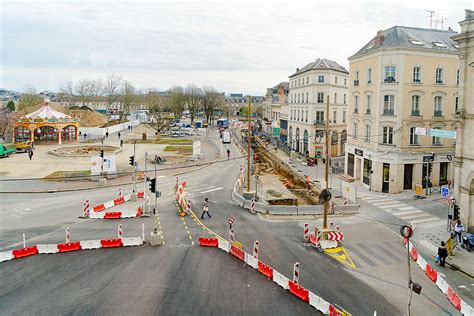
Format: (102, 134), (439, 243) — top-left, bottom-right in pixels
(425, 10), (435, 28)
(437, 16), (448, 30)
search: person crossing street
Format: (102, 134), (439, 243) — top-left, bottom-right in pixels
(227, 148), (231, 160)
(201, 198), (211, 219)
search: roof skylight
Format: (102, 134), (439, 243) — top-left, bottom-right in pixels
(409, 39), (424, 45)
(433, 41), (447, 48)
(366, 44), (374, 50)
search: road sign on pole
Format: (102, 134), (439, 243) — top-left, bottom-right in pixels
(227, 217), (235, 225)
(441, 186), (449, 199)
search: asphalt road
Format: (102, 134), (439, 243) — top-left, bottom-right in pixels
(0, 127), (459, 315)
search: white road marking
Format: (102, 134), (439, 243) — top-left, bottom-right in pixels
(398, 206), (415, 211)
(419, 239), (438, 252)
(200, 187), (223, 194)
(415, 217), (444, 224)
(378, 203), (406, 209)
(372, 201), (404, 206)
(420, 221), (446, 228)
(391, 210), (423, 216)
(398, 213), (433, 220)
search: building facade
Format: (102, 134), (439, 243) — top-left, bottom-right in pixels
(345, 26), (459, 193)
(264, 82), (289, 138)
(288, 58), (349, 158)
(452, 10), (474, 231)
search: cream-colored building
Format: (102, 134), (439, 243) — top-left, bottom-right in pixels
(452, 10), (474, 231)
(345, 26), (459, 193)
(264, 82), (288, 136)
(288, 58), (349, 158)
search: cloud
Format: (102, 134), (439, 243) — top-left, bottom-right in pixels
(0, 0), (471, 95)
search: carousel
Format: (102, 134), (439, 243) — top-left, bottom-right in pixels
(14, 99), (80, 145)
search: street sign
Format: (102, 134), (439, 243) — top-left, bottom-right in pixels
(155, 191), (161, 198)
(415, 184), (424, 196)
(441, 186), (449, 199)
(423, 155), (435, 163)
(228, 217), (235, 225)
(448, 195), (456, 204)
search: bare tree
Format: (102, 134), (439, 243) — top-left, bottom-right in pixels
(184, 84), (202, 124)
(148, 92), (172, 133)
(58, 82), (75, 107)
(74, 79), (89, 106)
(118, 80), (136, 122)
(18, 85), (43, 110)
(90, 79), (104, 109)
(201, 86), (224, 125)
(104, 73), (123, 114)
(167, 85), (186, 121)
(0, 109), (16, 141)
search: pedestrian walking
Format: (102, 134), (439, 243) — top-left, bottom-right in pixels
(454, 219), (465, 244)
(227, 149), (231, 160)
(201, 198), (211, 219)
(120, 139), (123, 147)
(105, 131), (109, 138)
(83, 133), (87, 140)
(305, 175), (310, 191)
(118, 132), (121, 139)
(28, 149), (33, 160)
(437, 241), (448, 267)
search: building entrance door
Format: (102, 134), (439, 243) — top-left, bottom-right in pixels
(404, 164), (413, 190)
(382, 163), (390, 193)
(347, 153), (354, 177)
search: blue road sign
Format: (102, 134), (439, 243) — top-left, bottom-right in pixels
(441, 186), (449, 199)
(156, 191), (161, 198)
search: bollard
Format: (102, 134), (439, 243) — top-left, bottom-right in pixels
(304, 223), (309, 241)
(66, 227), (70, 243)
(229, 228), (235, 243)
(118, 224), (123, 239)
(141, 223), (145, 241)
(293, 262), (299, 284)
(119, 188), (122, 198)
(83, 199), (90, 218)
(23, 233), (26, 248)
(253, 240), (259, 259)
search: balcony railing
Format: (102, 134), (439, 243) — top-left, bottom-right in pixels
(353, 80), (359, 86)
(365, 109), (371, 115)
(314, 120), (325, 125)
(411, 110), (420, 116)
(384, 77), (396, 83)
(383, 109), (395, 115)
(353, 108), (359, 114)
(413, 79), (421, 83)
(434, 110), (443, 117)
(435, 80), (444, 84)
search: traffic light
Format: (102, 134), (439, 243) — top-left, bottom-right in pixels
(129, 155), (135, 166)
(99, 150), (104, 158)
(453, 204), (460, 220)
(148, 178), (156, 193)
(427, 163), (433, 175)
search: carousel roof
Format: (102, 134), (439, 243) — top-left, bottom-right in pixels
(24, 103), (71, 119)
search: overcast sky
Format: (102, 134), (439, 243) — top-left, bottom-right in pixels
(1, 0), (472, 95)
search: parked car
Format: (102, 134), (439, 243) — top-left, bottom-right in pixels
(0, 144), (16, 158)
(171, 131), (182, 137)
(180, 128), (193, 136)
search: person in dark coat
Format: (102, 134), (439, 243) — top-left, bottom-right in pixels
(201, 198), (211, 219)
(438, 241), (448, 267)
(28, 149), (33, 160)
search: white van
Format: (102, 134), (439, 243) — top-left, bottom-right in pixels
(222, 131), (231, 144)
(180, 128), (192, 136)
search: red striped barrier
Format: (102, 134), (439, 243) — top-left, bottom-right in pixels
(12, 246), (38, 259)
(329, 304), (341, 315)
(136, 207), (142, 217)
(137, 191), (144, 198)
(288, 280), (309, 302)
(425, 264), (438, 282)
(104, 212), (122, 219)
(410, 247), (418, 261)
(57, 242), (81, 253)
(258, 261), (273, 279)
(93, 204), (105, 212)
(199, 237), (219, 247)
(447, 287), (461, 310)
(309, 234), (317, 245)
(114, 197), (125, 205)
(230, 244), (245, 261)
(100, 238), (123, 248)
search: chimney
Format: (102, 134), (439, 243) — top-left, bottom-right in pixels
(374, 30), (384, 47)
(296, 68), (299, 72)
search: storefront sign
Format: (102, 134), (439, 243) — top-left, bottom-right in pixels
(423, 155), (435, 163)
(355, 149), (364, 156)
(415, 127), (456, 139)
(91, 155), (117, 175)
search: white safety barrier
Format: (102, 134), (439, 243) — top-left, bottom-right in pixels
(461, 300), (474, 316)
(80, 240), (101, 250)
(272, 270), (289, 290)
(122, 237), (143, 247)
(309, 291), (330, 314)
(218, 239), (230, 253)
(124, 194), (131, 202)
(245, 254), (258, 269)
(416, 256), (427, 271)
(436, 276), (450, 295)
(104, 201), (115, 209)
(37, 244), (59, 254)
(0, 251), (14, 263)
(89, 212), (105, 219)
(121, 211), (137, 218)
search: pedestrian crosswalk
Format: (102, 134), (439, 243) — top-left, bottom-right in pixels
(186, 185), (224, 197)
(345, 240), (405, 268)
(358, 193), (445, 229)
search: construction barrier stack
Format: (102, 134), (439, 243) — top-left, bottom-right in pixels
(198, 236), (349, 315)
(404, 239), (473, 315)
(84, 191), (144, 220)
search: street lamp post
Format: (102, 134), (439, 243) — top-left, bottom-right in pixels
(247, 96), (251, 193)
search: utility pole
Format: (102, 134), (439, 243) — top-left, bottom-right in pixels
(133, 141), (137, 193)
(144, 151), (148, 210)
(100, 137), (104, 180)
(425, 10), (435, 29)
(323, 95), (330, 229)
(154, 154), (157, 214)
(247, 96), (251, 192)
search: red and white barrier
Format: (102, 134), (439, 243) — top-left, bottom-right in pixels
(251, 198), (256, 213)
(66, 227), (70, 243)
(118, 224), (123, 238)
(89, 191), (144, 215)
(89, 206), (143, 220)
(293, 262), (299, 284)
(229, 228), (235, 244)
(405, 240), (473, 315)
(186, 200), (191, 214)
(327, 232), (344, 241)
(83, 200), (90, 218)
(218, 238), (230, 253)
(245, 252), (258, 269)
(304, 223), (309, 241)
(253, 240), (259, 259)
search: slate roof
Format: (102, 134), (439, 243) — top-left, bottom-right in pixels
(289, 58), (348, 77)
(350, 26), (458, 59)
(273, 81), (289, 89)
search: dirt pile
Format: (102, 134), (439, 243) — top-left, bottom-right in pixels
(18, 102), (108, 127)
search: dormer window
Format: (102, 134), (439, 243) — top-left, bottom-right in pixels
(433, 42), (447, 48)
(409, 39), (424, 46)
